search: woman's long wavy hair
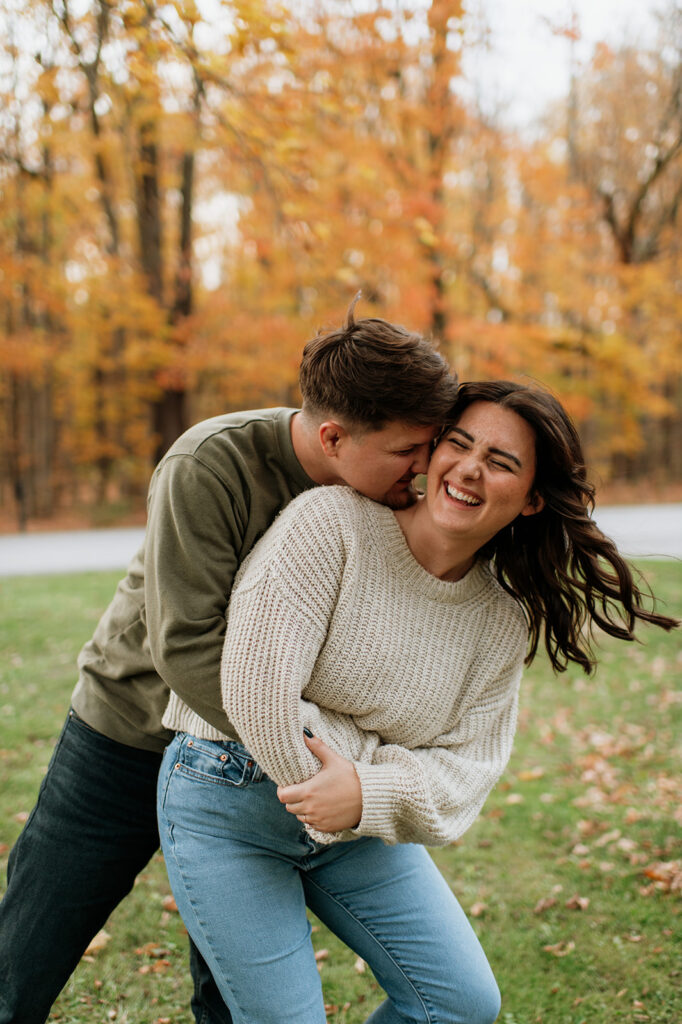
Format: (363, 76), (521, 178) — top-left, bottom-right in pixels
(450, 381), (678, 674)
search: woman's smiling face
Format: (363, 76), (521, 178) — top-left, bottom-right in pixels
(426, 400), (544, 545)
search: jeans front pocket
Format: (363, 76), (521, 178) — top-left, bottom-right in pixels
(159, 734), (269, 840)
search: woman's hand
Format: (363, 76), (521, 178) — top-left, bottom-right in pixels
(277, 732), (363, 833)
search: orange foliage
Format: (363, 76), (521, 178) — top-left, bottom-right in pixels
(1, 0), (681, 520)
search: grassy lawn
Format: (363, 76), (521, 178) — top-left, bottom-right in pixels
(1, 562), (680, 1024)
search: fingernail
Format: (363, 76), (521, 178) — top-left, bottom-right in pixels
(303, 726), (314, 738)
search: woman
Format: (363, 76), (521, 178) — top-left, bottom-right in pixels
(158, 382), (676, 1024)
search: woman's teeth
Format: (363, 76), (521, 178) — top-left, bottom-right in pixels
(445, 484), (481, 506)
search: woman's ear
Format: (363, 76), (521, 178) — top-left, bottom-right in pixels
(520, 491), (545, 517)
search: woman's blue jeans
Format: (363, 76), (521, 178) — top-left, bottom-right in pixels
(158, 733), (501, 1024)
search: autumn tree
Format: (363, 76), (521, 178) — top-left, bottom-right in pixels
(2, 0), (682, 528)
(0, 1), (70, 523)
(570, 13), (682, 480)
(1, 0), (332, 519)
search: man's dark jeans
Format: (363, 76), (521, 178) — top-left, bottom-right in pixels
(0, 709), (233, 1024)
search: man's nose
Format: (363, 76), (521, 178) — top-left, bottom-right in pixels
(410, 444), (431, 475)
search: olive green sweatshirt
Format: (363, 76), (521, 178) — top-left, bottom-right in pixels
(71, 407), (315, 752)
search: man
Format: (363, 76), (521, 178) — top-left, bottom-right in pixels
(0, 298), (458, 1024)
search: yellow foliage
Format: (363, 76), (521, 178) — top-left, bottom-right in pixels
(1, 0), (680, 512)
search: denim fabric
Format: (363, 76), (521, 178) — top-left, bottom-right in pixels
(0, 710), (232, 1024)
(158, 733), (501, 1024)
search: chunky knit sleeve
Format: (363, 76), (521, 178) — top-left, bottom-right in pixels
(337, 622), (526, 848)
(220, 489), (380, 786)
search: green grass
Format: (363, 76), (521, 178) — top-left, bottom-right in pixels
(1, 563), (680, 1024)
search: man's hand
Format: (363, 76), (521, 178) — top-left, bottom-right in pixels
(277, 732), (363, 833)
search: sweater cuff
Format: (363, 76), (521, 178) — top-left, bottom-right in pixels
(350, 761), (401, 840)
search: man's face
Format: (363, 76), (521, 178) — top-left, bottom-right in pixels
(327, 421), (439, 509)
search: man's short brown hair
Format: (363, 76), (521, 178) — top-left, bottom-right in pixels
(299, 295), (458, 428)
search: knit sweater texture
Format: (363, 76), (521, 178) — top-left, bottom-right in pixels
(164, 486), (529, 848)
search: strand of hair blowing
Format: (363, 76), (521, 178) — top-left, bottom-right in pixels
(454, 382), (679, 674)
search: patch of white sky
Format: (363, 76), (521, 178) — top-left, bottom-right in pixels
(457, 0), (664, 131)
(190, 0), (244, 289)
(345, 0), (664, 128)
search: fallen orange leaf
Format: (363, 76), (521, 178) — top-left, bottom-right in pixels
(543, 941), (575, 957)
(534, 896), (557, 914)
(136, 942), (169, 958)
(83, 930), (111, 957)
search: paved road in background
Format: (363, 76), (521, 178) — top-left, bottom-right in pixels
(0, 504), (680, 577)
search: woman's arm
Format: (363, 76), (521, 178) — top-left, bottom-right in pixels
(298, 644), (525, 847)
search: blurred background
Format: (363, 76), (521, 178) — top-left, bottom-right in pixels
(1, 0), (681, 532)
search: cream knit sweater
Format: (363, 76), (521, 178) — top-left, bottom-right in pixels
(163, 486), (529, 847)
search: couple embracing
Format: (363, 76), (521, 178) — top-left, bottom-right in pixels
(2, 298), (676, 1024)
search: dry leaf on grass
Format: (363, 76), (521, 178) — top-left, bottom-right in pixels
(83, 930), (111, 957)
(534, 896), (557, 914)
(135, 941), (171, 973)
(642, 861), (682, 892)
(138, 960), (170, 975)
(543, 940), (575, 957)
(136, 942), (170, 958)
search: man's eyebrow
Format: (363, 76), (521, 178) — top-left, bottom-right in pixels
(451, 427), (522, 468)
